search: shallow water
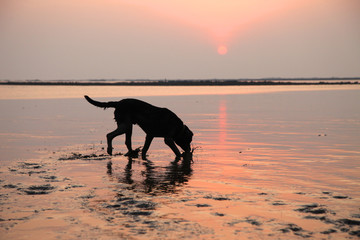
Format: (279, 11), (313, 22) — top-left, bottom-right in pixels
(1, 85), (359, 239)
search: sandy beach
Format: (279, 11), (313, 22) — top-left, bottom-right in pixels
(1, 85), (359, 239)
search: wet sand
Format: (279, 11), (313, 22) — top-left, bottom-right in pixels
(1, 85), (360, 239)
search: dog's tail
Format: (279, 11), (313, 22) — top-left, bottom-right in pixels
(84, 95), (118, 109)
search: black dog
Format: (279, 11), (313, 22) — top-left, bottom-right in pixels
(84, 96), (193, 159)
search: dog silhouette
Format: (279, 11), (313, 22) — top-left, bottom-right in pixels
(85, 96), (193, 159)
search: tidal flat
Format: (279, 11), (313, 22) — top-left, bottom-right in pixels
(1, 85), (359, 239)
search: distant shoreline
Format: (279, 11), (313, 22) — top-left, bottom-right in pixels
(0, 78), (359, 86)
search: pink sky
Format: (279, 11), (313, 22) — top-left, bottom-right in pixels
(0, 0), (359, 80)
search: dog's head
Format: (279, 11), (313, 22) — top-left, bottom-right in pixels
(175, 125), (193, 153)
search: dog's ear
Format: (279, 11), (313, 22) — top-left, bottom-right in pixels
(185, 125), (193, 137)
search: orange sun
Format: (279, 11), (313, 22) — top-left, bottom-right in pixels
(217, 45), (228, 55)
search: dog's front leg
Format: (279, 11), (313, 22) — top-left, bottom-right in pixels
(164, 138), (181, 158)
(142, 135), (154, 159)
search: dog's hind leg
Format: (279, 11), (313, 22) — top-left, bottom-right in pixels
(106, 128), (123, 155)
(124, 125), (134, 156)
(106, 123), (131, 155)
(141, 135), (154, 159)
(164, 138), (181, 158)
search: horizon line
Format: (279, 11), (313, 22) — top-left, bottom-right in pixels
(1, 78), (359, 86)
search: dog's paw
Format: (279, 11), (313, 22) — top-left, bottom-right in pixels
(125, 150), (139, 158)
(107, 147), (113, 155)
(141, 153), (148, 160)
(182, 151), (193, 162)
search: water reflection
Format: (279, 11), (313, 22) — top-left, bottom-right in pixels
(218, 99), (228, 144)
(107, 156), (193, 195)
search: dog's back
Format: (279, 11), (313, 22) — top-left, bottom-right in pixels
(85, 95), (157, 112)
(114, 99), (184, 137)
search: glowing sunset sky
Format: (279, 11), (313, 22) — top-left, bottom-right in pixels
(0, 0), (359, 80)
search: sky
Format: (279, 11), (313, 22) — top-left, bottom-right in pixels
(0, 0), (359, 80)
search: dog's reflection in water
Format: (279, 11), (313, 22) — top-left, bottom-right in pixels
(107, 154), (193, 195)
